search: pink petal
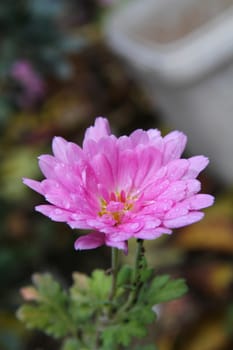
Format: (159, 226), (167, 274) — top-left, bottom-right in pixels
(40, 179), (74, 209)
(92, 153), (115, 190)
(184, 156), (209, 179)
(80, 162), (99, 196)
(74, 232), (105, 250)
(158, 181), (186, 202)
(66, 142), (84, 163)
(165, 202), (189, 220)
(120, 221), (143, 233)
(140, 200), (173, 215)
(52, 137), (68, 162)
(185, 179), (201, 195)
(164, 211), (204, 228)
(97, 136), (118, 174)
(35, 204), (72, 221)
(117, 149), (138, 191)
(106, 229), (134, 242)
(68, 220), (91, 229)
(186, 194), (215, 210)
(53, 163), (81, 192)
(117, 135), (133, 151)
(129, 129), (149, 146)
(147, 130), (164, 150)
(38, 155), (58, 178)
(82, 139), (98, 159)
(87, 216), (116, 230)
(163, 131), (187, 164)
(134, 227), (171, 239)
(105, 237), (128, 253)
(143, 179), (170, 200)
(147, 128), (161, 141)
(83, 117), (111, 145)
(134, 147), (162, 188)
(166, 159), (189, 181)
(23, 178), (43, 194)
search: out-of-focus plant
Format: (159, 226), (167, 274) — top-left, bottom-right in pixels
(0, 0), (87, 121)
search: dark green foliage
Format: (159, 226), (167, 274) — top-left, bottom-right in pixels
(146, 275), (188, 304)
(116, 265), (133, 287)
(17, 274), (73, 338)
(17, 267), (188, 349)
(61, 337), (84, 350)
(133, 346), (157, 350)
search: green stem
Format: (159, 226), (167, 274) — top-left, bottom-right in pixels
(134, 239), (144, 281)
(120, 239), (145, 312)
(93, 249), (119, 348)
(109, 247), (119, 302)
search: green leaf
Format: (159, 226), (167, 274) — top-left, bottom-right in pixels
(117, 265), (133, 287)
(69, 270), (111, 325)
(147, 275), (188, 304)
(17, 303), (70, 338)
(129, 304), (156, 326)
(61, 338), (84, 350)
(101, 298), (156, 349)
(17, 273), (76, 339)
(32, 273), (67, 304)
(89, 269), (111, 300)
(149, 275), (170, 290)
(140, 266), (154, 283)
(102, 320), (148, 349)
(69, 273), (94, 324)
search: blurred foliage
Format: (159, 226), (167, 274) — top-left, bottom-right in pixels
(17, 269), (186, 349)
(0, 0), (92, 122)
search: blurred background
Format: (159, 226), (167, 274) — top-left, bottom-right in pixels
(0, 0), (232, 349)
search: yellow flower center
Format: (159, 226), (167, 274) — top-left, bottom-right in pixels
(98, 191), (135, 224)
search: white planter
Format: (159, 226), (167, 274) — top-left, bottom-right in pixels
(105, 0), (233, 184)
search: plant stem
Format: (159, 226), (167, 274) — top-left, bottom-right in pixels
(120, 239), (145, 312)
(109, 247), (119, 302)
(130, 239), (145, 304)
(134, 239), (144, 281)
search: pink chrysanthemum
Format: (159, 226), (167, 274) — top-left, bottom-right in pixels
(23, 117), (214, 252)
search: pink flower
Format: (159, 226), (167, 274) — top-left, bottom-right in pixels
(23, 117), (214, 252)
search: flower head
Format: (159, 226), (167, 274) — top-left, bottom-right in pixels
(23, 117), (214, 252)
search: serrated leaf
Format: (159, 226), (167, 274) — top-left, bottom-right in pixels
(102, 319), (147, 349)
(17, 304), (70, 338)
(89, 269), (111, 300)
(32, 273), (67, 304)
(69, 297), (93, 324)
(101, 302), (154, 349)
(69, 270), (111, 324)
(17, 273), (76, 339)
(70, 272), (91, 308)
(148, 275), (188, 304)
(129, 304), (156, 325)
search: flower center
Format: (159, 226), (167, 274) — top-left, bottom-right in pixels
(98, 190), (135, 224)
